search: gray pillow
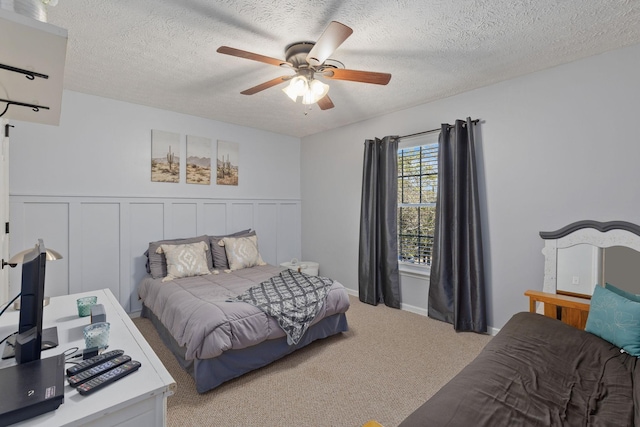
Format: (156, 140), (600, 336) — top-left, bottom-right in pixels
(210, 229), (253, 269)
(147, 235), (212, 279)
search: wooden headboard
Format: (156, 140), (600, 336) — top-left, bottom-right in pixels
(528, 220), (640, 329)
(524, 290), (590, 329)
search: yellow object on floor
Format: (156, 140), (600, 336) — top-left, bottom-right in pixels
(362, 421), (384, 427)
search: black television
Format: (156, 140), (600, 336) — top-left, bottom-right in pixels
(3, 239), (59, 364)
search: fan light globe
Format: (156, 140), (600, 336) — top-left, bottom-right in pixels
(301, 79), (330, 105)
(282, 76), (309, 101)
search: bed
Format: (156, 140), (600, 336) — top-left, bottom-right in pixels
(399, 310), (638, 426)
(395, 220), (640, 426)
(137, 232), (350, 393)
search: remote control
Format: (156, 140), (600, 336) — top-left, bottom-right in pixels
(77, 360), (142, 396)
(66, 349), (125, 376)
(68, 355), (131, 387)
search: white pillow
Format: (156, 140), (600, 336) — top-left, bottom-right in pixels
(219, 235), (266, 271)
(156, 241), (211, 282)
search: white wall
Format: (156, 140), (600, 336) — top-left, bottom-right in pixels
(9, 91), (301, 311)
(11, 91), (300, 199)
(301, 42), (640, 330)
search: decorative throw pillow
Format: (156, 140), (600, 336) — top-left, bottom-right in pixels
(219, 235), (266, 271)
(147, 235), (213, 279)
(605, 282), (640, 303)
(157, 241), (211, 282)
(585, 285), (640, 356)
(209, 229), (253, 269)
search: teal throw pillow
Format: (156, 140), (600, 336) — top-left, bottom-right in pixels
(585, 285), (640, 356)
(605, 282), (640, 303)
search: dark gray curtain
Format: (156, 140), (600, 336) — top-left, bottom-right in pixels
(428, 118), (486, 333)
(358, 136), (401, 308)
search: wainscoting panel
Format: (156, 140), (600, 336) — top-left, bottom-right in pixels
(203, 203), (227, 236)
(128, 203), (165, 312)
(277, 203), (302, 266)
(230, 203), (254, 233)
(256, 203), (278, 265)
(9, 201), (70, 299)
(80, 203), (120, 298)
(171, 203), (198, 240)
(9, 196), (301, 313)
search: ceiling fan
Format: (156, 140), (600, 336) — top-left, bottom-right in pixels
(217, 21), (391, 110)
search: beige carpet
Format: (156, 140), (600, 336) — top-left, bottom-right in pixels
(132, 296), (492, 427)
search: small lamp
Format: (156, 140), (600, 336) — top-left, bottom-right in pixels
(0, 243), (63, 310)
(2, 245), (63, 269)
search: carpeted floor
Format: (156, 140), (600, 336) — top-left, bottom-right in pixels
(132, 295), (492, 427)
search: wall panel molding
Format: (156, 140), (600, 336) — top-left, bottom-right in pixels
(10, 195), (301, 312)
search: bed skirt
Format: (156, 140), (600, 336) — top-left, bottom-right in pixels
(141, 304), (349, 393)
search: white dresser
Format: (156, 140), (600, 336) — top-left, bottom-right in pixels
(0, 289), (175, 426)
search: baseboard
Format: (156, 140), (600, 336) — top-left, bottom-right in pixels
(344, 288), (358, 297)
(343, 287), (498, 335)
(399, 302), (428, 317)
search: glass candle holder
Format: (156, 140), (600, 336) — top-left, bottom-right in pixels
(83, 322), (110, 349)
(76, 296), (97, 317)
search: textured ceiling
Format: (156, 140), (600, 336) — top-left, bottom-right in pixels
(46, 0), (640, 137)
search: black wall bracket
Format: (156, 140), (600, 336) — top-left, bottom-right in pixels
(0, 62), (51, 118)
(0, 63), (48, 81)
(0, 99), (50, 118)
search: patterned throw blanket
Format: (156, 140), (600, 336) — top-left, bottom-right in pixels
(230, 269), (334, 345)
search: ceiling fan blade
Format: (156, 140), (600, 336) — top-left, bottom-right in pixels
(306, 21), (353, 67)
(317, 95), (335, 110)
(217, 46), (291, 67)
(240, 76), (291, 95)
(323, 68), (391, 85)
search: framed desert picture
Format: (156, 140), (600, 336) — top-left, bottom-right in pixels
(186, 135), (211, 185)
(217, 140), (239, 186)
(151, 130), (180, 183)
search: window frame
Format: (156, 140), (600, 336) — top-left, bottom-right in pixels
(397, 132), (439, 276)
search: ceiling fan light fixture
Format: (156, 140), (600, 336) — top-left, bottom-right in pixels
(218, 21), (390, 111)
(282, 76), (308, 101)
(301, 79), (330, 105)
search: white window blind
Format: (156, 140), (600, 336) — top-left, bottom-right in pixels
(397, 135), (438, 267)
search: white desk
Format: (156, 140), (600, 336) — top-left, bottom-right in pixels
(0, 289), (175, 426)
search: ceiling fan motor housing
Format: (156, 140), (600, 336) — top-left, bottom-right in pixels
(284, 42), (316, 69)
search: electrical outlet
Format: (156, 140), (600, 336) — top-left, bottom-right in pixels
(572, 276), (580, 285)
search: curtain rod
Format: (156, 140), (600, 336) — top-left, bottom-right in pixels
(399, 119), (479, 140)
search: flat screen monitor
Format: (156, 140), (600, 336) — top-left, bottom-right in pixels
(1, 239), (58, 364)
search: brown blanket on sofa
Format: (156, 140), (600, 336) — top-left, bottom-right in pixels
(400, 312), (638, 426)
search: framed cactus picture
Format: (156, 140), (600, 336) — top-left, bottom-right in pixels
(186, 135), (211, 185)
(151, 130), (180, 183)
(216, 140), (239, 186)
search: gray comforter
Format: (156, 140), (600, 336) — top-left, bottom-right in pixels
(138, 265), (350, 361)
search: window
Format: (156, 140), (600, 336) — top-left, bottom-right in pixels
(397, 134), (438, 268)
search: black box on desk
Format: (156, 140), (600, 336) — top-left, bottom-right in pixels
(0, 354), (65, 426)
